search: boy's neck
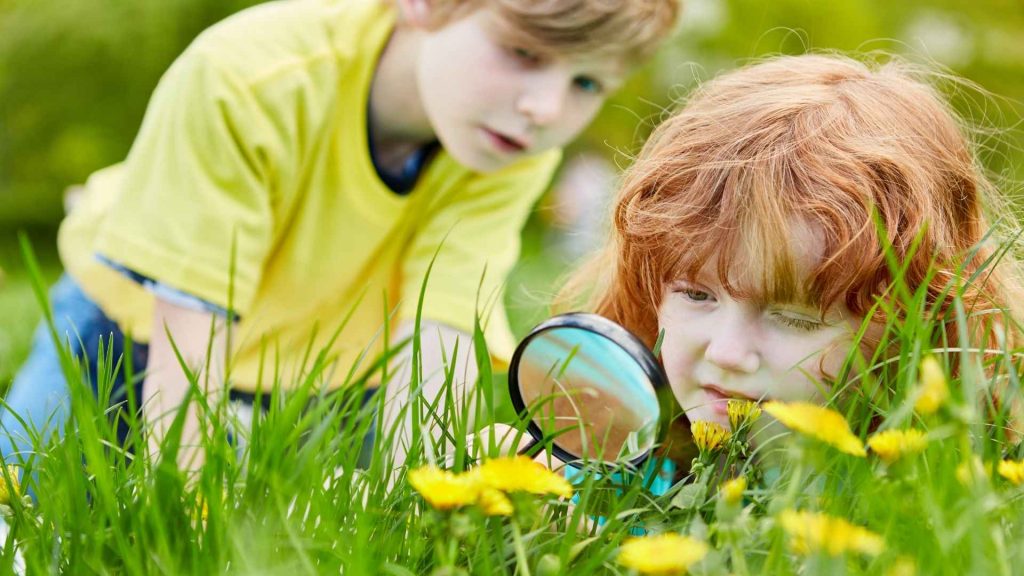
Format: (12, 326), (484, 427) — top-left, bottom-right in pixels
(368, 24), (436, 174)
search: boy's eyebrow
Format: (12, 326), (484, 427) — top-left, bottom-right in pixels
(481, 7), (636, 70)
(481, 11), (537, 49)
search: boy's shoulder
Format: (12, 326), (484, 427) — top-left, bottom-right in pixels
(185, 0), (393, 86)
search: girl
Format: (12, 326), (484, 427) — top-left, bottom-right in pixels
(563, 53), (1023, 444)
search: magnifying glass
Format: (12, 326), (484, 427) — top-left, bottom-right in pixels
(507, 313), (669, 469)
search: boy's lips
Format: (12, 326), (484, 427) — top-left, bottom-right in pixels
(481, 126), (530, 154)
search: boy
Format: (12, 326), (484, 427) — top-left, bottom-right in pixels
(2, 0), (680, 470)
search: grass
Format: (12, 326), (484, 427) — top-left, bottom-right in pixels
(0, 230), (61, 387)
(1, 233), (1024, 575)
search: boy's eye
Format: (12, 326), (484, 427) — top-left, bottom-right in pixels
(573, 76), (603, 94)
(510, 46), (541, 64)
(773, 313), (824, 332)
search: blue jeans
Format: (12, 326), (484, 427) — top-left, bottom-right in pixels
(1, 274), (377, 469)
(0, 274), (149, 466)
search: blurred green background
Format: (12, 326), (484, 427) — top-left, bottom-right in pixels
(1, 0), (1022, 383)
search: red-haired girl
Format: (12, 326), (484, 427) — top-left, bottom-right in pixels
(566, 53), (1023, 440)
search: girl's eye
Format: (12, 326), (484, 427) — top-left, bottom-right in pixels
(679, 288), (712, 303)
(573, 76), (603, 94)
(773, 313), (824, 332)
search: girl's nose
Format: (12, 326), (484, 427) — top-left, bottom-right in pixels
(703, 317), (760, 374)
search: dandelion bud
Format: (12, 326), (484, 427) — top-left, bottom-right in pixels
(997, 459), (1024, 485)
(915, 356), (949, 415)
(955, 456), (992, 486)
(887, 556), (917, 576)
(0, 465), (22, 506)
(537, 554), (562, 576)
(720, 476), (747, 505)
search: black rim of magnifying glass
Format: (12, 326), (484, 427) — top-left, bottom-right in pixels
(507, 312), (668, 470)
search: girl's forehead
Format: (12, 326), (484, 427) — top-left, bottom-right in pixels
(681, 220), (827, 305)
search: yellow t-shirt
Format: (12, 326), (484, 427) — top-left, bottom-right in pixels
(58, 0), (561, 392)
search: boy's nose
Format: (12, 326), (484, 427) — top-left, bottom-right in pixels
(703, 318), (760, 374)
(517, 76), (568, 127)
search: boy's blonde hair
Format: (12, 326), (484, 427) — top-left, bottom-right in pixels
(570, 54), (1022, 355)
(422, 0), (681, 61)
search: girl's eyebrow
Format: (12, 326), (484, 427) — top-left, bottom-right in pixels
(762, 296), (821, 310)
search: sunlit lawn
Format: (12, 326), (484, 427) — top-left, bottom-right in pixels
(0, 232), (1023, 575)
(0, 231), (61, 388)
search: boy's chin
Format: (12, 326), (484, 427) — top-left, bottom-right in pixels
(440, 129), (543, 173)
(446, 145), (516, 173)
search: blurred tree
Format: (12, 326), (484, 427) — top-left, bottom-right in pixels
(0, 0), (262, 226)
(581, 0), (1024, 184)
(0, 0), (1021, 222)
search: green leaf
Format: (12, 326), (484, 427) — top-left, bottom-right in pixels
(670, 480), (707, 511)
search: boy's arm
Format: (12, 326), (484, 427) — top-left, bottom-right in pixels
(397, 151), (561, 366)
(385, 155), (561, 469)
(143, 297), (229, 473)
(382, 320), (478, 469)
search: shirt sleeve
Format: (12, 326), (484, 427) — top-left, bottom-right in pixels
(398, 150), (562, 365)
(96, 254), (234, 318)
(91, 42), (281, 316)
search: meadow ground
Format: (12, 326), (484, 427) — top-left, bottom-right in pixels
(0, 231), (61, 388)
(0, 233), (1022, 575)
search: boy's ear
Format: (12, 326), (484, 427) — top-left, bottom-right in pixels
(395, 0), (433, 28)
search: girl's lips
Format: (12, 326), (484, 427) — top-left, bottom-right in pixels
(701, 385), (759, 416)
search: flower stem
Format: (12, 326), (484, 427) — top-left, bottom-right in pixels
(782, 445), (806, 508)
(510, 521), (533, 576)
(730, 539), (750, 575)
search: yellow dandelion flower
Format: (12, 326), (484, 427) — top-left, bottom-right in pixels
(887, 556), (917, 576)
(778, 509), (884, 557)
(997, 459), (1024, 485)
(720, 476), (747, 505)
(763, 402), (866, 457)
(955, 456), (993, 486)
(915, 356), (949, 415)
(727, 399), (762, 431)
(477, 487), (514, 516)
(194, 495), (210, 524)
(408, 466), (480, 511)
(476, 456), (573, 499)
(0, 465), (21, 506)
(691, 420), (732, 454)
(617, 533), (709, 575)
(867, 429), (927, 463)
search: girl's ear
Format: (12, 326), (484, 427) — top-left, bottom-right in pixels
(394, 0), (433, 28)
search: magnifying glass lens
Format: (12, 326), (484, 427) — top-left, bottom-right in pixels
(516, 327), (660, 463)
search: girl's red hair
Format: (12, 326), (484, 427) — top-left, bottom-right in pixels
(566, 54), (1022, 354)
